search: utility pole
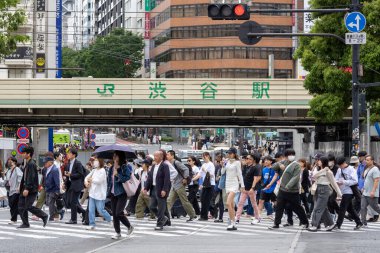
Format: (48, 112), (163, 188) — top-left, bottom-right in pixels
(351, 0), (361, 156)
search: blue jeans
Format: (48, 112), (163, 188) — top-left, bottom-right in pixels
(264, 202), (273, 215)
(89, 197), (111, 227)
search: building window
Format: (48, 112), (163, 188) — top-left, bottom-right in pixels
(88, 15), (91, 21)
(137, 18), (142, 28)
(137, 0), (142, 10)
(126, 17), (131, 28)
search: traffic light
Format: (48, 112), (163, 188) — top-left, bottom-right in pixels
(208, 4), (250, 20)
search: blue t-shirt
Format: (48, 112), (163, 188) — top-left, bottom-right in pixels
(262, 167), (276, 193)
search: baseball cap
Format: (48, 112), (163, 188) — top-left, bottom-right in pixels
(142, 159), (152, 166)
(227, 147), (237, 154)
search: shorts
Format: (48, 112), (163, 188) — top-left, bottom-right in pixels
(260, 191), (276, 202)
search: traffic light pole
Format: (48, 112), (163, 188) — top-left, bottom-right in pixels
(351, 0), (361, 155)
(247, 1), (364, 155)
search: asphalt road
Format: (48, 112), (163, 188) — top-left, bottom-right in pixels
(1, 207), (379, 253)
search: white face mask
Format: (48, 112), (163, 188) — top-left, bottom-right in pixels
(288, 156), (296, 162)
(93, 161), (100, 168)
(328, 161), (334, 167)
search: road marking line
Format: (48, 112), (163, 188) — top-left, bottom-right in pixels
(288, 227), (303, 253)
(86, 236), (131, 253)
(0, 230), (56, 239)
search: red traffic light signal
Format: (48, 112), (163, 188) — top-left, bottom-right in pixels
(208, 4), (250, 20)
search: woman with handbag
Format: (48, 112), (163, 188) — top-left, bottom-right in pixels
(222, 148), (244, 231)
(187, 156), (200, 216)
(308, 156), (342, 232)
(107, 151), (134, 239)
(193, 152), (215, 221)
(85, 158), (112, 230)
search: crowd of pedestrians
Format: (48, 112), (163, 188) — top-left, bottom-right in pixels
(0, 146), (379, 239)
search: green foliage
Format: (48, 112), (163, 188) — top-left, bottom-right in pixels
(0, 0), (28, 58)
(308, 94), (348, 123)
(62, 28), (144, 78)
(161, 137), (174, 142)
(295, 0), (380, 123)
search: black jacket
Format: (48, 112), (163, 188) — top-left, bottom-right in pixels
(20, 159), (39, 193)
(145, 162), (171, 199)
(301, 169), (311, 193)
(65, 159), (85, 192)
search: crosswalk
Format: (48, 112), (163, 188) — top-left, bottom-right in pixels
(0, 216), (380, 241)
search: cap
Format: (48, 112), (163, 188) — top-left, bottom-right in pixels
(313, 153), (323, 160)
(142, 159), (152, 166)
(43, 156), (54, 164)
(350, 156), (359, 164)
(133, 158), (143, 166)
(227, 147), (237, 154)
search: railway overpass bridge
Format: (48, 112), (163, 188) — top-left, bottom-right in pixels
(0, 78), (324, 126)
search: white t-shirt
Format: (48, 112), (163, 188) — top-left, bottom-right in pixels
(189, 166), (200, 186)
(200, 161), (216, 186)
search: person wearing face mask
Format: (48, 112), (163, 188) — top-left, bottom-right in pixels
(269, 149), (309, 230)
(307, 156), (342, 232)
(85, 158), (112, 230)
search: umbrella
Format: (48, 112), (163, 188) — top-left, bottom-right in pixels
(92, 144), (137, 160)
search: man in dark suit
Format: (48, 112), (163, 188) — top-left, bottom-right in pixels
(64, 148), (86, 224)
(17, 147), (48, 228)
(143, 151), (171, 230)
(42, 156), (61, 221)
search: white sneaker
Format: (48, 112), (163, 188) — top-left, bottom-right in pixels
(86, 226), (95, 230)
(111, 233), (121, 240)
(227, 224), (234, 231)
(8, 221), (17, 225)
(127, 225), (134, 236)
(251, 218), (261, 225)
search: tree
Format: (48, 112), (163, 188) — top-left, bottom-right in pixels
(295, 0), (380, 123)
(0, 0), (28, 58)
(63, 28), (144, 78)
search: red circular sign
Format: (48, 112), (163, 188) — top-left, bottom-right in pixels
(17, 143), (28, 154)
(17, 127), (30, 139)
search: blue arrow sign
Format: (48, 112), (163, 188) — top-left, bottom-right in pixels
(345, 12), (366, 33)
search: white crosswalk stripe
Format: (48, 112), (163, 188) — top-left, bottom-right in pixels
(0, 216), (380, 241)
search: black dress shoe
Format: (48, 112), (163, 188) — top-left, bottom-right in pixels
(374, 215), (379, 222)
(17, 224), (30, 229)
(42, 216), (48, 227)
(164, 220), (171, 226)
(65, 220), (77, 224)
(283, 223), (293, 227)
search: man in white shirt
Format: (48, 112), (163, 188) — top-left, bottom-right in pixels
(143, 151), (171, 230)
(328, 157), (363, 231)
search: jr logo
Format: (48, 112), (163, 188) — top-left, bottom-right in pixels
(97, 84), (115, 96)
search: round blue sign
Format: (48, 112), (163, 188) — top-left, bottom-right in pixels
(90, 141), (96, 147)
(17, 127), (30, 139)
(345, 12), (366, 33)
(90, 134), (96, 140)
